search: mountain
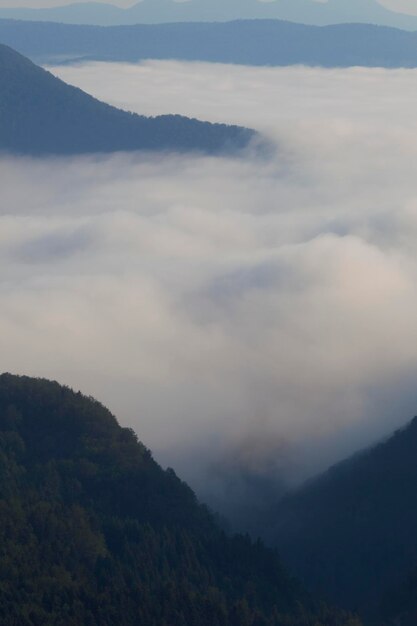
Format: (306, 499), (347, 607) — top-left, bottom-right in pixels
(0, 373), (360, 626)
(1, 0), (417, 30)
(0, 43), (254, 156)
(2, 19), (417, 69)
(267, 416), (417, 622)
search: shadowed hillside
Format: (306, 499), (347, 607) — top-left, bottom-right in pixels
(0, 373), (360, 626)
(268, 417), (417, 623)
(0, 44), (254, 156)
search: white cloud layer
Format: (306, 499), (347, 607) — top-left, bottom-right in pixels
(3, 60), (417, 505)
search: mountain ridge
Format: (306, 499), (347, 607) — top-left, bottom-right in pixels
(0, 372), (359, 626)
(0, 42), (255, 155)
(267, 415), (417, 623)
(1, 0), (417, 30)
(2, 19), (417, 69)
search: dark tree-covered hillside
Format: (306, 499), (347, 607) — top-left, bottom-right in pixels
(0, 44), (255, 156)
(379, 565), (417, 625)
(0, 373), (359, 626)
(268, 417), (417, 621)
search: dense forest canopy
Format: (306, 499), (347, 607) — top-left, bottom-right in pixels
(0, 373), (360, 626)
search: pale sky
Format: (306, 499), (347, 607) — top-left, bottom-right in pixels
(379, 0), (417, 13)
(1, 0), (417, 17)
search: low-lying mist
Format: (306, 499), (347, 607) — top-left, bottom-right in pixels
(3, 60), (417, 525)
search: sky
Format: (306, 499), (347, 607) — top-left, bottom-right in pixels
(2, 59), (417, 516)
(1, 0), (417, 16)
(380, 0), (417, 14)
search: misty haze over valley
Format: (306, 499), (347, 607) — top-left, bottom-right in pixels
(2, 5), (417, 625)
(4, 58), (417, 508)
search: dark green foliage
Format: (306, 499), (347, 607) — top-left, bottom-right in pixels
(268, 417), (417, 620)
(0, 44), (254, 156)
(0, 373), (357, 626)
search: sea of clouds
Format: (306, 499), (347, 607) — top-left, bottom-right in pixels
(3, 60), (417, 517)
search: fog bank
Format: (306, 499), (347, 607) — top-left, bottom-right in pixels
(3, 61), (417, 516)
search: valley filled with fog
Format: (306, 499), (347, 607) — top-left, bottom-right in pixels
(2, 60), (417, 511)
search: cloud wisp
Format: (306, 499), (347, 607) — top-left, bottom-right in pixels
(3, 61), (417, 515)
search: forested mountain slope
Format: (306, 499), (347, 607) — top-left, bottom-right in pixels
(268, 416), (417, 622)
(0, 44), (254, 156)
(2, 19), (417, 68)
(0, 373), (359, 626)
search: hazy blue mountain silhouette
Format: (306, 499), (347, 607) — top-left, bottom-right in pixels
(1, 0), (417, 30)
(2, 19), (417, 69)
(0, 43), (254, 156)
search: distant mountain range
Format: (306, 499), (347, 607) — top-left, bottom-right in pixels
(0, 43), (254, 156)
(0, 373), (359, 626)
(1, 0), (417, 30)
(267, 415), (417, 624)
(2, 18), (417, 68)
